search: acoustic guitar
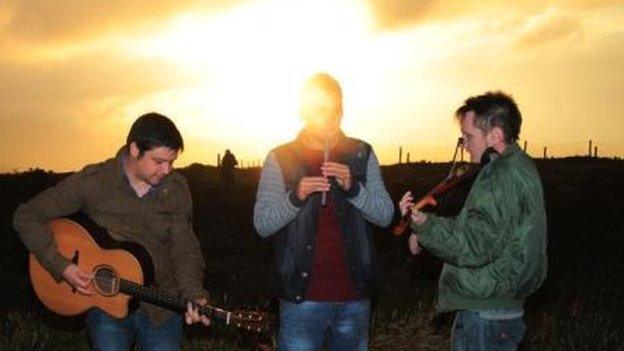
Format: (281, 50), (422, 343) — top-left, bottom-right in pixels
(29, 214), (269, 333)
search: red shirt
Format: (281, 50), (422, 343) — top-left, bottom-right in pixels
(302, 147), (359, 301)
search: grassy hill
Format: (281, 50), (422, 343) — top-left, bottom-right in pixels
(1, 157), (623, 350)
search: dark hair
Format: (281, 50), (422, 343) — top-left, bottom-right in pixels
(455, 91), (522, 143)
(126, 112), (184, 156)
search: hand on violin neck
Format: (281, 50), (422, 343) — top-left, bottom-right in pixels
(399, 191), (413, 216)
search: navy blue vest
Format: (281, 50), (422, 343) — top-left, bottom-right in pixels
(271, 134), (379, 302)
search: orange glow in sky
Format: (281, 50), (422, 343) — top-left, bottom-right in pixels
(0, 0), (623, 171)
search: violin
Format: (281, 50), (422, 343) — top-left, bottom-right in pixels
(392, 166), (475, 236)
(392, 140), (499, 236)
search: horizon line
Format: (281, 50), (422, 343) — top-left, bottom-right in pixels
(2, 154), (622, 175)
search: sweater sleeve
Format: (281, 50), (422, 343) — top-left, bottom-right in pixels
(347, 151), (394, 227)
(253, 152), (301, 237)
(13, 172), (86, 281)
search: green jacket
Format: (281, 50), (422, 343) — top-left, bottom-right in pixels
(13, 147), (207, 324)
(414, 143), (547, 312)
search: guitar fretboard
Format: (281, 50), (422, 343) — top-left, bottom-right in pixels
(118, 279), (231, 324)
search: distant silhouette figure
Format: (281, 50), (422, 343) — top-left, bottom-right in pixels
(220, 149), (238, 189)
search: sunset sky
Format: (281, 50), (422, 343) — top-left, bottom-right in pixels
(1, 0), (622, 172)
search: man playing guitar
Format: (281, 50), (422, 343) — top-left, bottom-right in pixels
(14, 112), (210, 350)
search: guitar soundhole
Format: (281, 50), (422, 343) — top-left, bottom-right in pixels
(93, 266), (120, 296)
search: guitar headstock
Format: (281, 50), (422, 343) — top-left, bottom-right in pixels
(229, 309), (274, 334)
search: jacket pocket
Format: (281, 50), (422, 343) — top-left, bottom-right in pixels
(444, 266), (498, 298)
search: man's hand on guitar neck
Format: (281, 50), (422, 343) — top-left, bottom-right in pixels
(62, 264), (95, 295)
(185, 298), (211, 326)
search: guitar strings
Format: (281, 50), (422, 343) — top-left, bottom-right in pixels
(89, 273), (266, 329)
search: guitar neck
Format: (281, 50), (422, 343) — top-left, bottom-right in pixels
(119, 279), (232, 324)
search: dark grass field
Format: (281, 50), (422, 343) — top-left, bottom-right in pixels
(1, 157), (623, 350)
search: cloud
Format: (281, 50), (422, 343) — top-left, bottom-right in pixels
(569, 0), (624, 10)
(1, 0), (243, 44)
(364, 0), (543, 31)
(365, 0), (621, 32)
(0, 48), (204, 171)
(0, 53), (199, 106)
(365, 0), (439, 30)
(516, 14), (582, 48)
(363, 0), (511, 31)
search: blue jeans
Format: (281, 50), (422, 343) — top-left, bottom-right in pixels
(86, 308), (183, 351)
(451, 309), (526, 351)
(278, 299), (370, 351)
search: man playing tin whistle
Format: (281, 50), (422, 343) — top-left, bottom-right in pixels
(254, 73), (393, 351)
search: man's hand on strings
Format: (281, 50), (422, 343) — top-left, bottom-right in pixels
(62, 264), (94, 295)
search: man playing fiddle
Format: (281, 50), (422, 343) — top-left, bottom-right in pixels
(399, 91), (547, 350)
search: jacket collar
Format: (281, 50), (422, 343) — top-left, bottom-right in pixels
(501, 142), (521, 158)
(110, 146), (166, 198)
(110, 146), (132, 193)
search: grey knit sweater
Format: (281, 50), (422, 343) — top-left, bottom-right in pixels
(253, 150), (394, 237)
